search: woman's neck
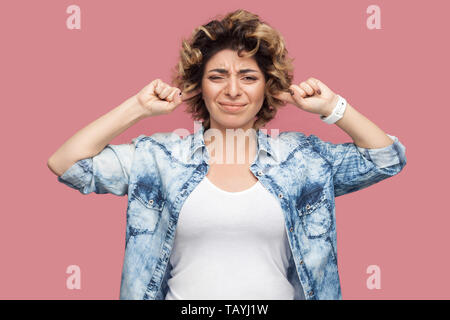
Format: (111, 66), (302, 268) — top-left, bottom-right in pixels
(204, 126), (258, 165)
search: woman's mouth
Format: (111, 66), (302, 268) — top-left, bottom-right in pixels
(218, 102), (247, 113)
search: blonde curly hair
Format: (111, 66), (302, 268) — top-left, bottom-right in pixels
(170, 9), (294, 131)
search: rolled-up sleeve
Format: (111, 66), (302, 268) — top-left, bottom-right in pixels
(57, 135), (146, 196)
(307, 133), (407, 197)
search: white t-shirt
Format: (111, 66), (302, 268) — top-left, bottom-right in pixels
(165, 176), (295, 300)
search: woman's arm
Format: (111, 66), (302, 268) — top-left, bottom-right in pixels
(47, 95), (146, 177)
(321, 97), (394, 149)
(274, 77), (395, 149)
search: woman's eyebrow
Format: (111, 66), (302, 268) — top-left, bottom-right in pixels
(207, 68), (259, 74)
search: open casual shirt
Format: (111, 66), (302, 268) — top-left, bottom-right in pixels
(57, 124), (407, 300)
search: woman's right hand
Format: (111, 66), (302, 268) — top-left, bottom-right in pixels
(136, 79), (201, 117)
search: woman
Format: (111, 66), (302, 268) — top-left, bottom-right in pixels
(48, 9), (407, 300)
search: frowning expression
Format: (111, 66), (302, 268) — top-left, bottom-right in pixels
(201, 49), (266, 130)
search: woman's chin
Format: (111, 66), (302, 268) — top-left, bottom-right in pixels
(211, 117), (253, 130)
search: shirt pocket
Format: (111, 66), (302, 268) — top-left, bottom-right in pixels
(296, 187), (332, 238)
(128, 182), (166, 236)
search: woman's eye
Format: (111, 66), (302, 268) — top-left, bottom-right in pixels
(209, 76), (257, 81)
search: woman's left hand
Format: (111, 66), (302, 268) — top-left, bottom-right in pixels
(273, 77), (339, 116)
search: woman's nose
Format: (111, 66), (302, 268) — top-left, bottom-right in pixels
(224, 77), (242, 97)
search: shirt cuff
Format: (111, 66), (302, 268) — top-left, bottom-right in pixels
(356, 134), (407, 169)
(57, 158), (93, 192)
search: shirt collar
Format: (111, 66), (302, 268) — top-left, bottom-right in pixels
(189, 125), (278, 163)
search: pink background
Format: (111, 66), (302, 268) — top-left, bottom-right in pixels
(1, 0), (448, 299)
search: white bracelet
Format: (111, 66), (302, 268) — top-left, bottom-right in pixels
(320, 95), (347, 124)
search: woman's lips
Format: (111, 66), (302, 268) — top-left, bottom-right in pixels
(218, 102), (247, 113)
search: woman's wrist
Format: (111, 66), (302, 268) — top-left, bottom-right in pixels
(127, 94), (151, 120)
(320, 94), (340, 117)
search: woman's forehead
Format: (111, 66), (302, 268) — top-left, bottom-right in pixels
(206, 49), (259, 70)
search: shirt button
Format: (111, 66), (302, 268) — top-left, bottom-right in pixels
(278, 193), (283, 199)
(309, 290), (314, 296)
(300, 260), (304, 265)
(306, 204), (310, 210)
(289, 227), (293, 232)
(257, 170), (263, 176)
(149, 199), (154, 205)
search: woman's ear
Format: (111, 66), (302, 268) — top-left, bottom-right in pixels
(272, 88), (294, 105)
(181, 87), (202, 101)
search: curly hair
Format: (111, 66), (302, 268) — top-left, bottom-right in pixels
(170, 9), (294, 131)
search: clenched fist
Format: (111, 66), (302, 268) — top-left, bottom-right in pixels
(136, 79), (201, 117)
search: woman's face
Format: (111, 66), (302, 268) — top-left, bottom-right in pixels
(201, 49), (266, 131)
